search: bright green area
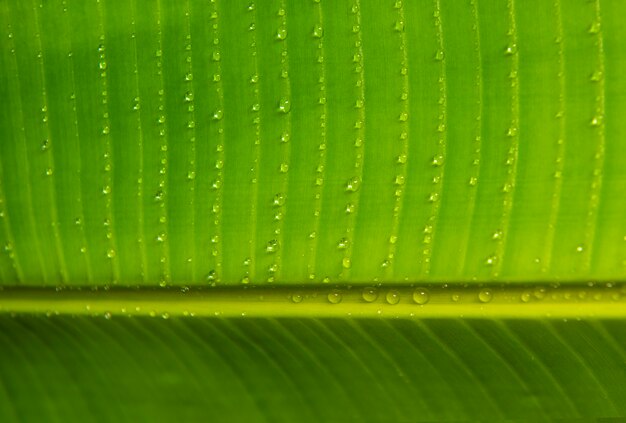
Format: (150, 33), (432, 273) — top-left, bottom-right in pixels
(1, 0), (625, 286)
(1, 0), (626, 421)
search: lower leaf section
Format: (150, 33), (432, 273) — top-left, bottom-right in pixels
(0, 315), (624, 422)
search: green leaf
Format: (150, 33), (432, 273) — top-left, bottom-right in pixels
(0, 0), (625, 421)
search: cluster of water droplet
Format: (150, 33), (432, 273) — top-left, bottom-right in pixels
(306, 0), (329, 282)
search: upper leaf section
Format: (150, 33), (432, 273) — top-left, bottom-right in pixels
(0, 0), (624, 286)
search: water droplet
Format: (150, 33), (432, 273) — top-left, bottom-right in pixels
(102, 185), (111, 195)
(397, 154), (407, 164)
(102, 126), (110, 135)
(273, 193), (285, 206)
(278, 98), (291, 113)
(213, 109), (223, 120)
(590, 70), (603, 82)
(345, 176), (361, 192)
(504, 44), (517, 55)
(328, 290), (342, 304)
(99, 60), (107, 70)
(389, 235), (397, 244)
(435, 50), (444, 61)
(394, 21), (405, 32)
(279, 163), (289, 173)
(576, 244), (584, 253)
(266, 239), (278, 253)
(521, 292), (531, 303)
(212, 51), (221, 61)
(313, 24), (323, 38)
(45, 168), (53, 176)
(394, 175), (405, 185)
(107, 249), (116, 258)
(187, 171), (196, 180)
(345, 203), (355, 214)
(276, 27), (287, 40)
(431, 155), (444, 166)
(468, 176), (477, 186)
(386, 290), (400, 305)
(413, 288), (430, 305)
(241, 275), (250, 284)
(588, 21), (600, 34)
(291, 293), (303, 303)
(399, 112), (408, 122)
(362, 287), (378, 302)
(478, 289), (493, 303)
(342, 257), (351, 269)
(337, 237), (349, 249)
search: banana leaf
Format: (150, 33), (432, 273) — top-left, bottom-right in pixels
(0, 0), (625, 420)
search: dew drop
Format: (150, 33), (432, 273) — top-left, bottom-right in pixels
(588, 21), (600, 34)
(590, 70), (603, 82)
(386, 290), (400, 305)
(327, 290), (342, 304)
(213, 109), (223, 120)
(107, 249), (116, 258)
(266, 239), (278, 253)
(278, 98), (291, 113)
(413, 288), (430, 305)
(273, 193), (285, 206)
(342, 257), (351, 269)
(478, 289), (493, 303)
(345, 176), (361, 192)
(291, 293), (303, 303)
(312, 24), (323, 38)
(276, 27), (287, 40)
(504, 44), (517, 55)
(362, 287), (378, 302)
(435, 50), (444, 61)
(337, 237), (349, 250)
(279, 163), (289, 173)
